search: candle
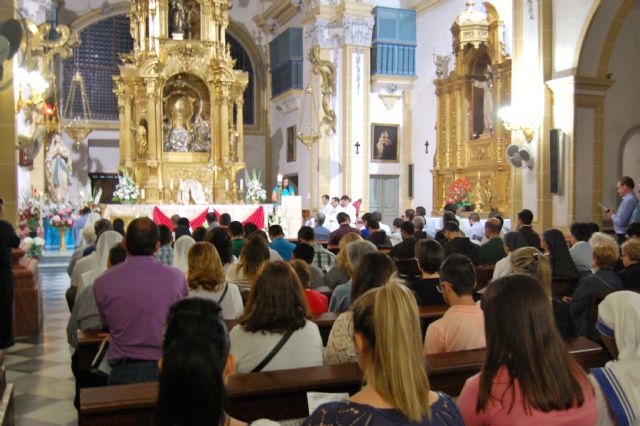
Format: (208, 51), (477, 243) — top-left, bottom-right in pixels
(141, 188), (146, 200)
(277, 173), (283, 185)
(225, 179), (229, 191)
(240, 178), (244, 191)
(170, 179), (174, 191)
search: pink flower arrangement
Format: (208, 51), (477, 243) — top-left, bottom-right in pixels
(46, 204), (75, 230)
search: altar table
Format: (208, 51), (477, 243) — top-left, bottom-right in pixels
(103, 204), (274, 229)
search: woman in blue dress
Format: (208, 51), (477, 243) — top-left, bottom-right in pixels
(271, 177), (295, 203)
(304, 279), (463, 426)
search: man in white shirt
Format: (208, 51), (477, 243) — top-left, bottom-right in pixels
(569, 222), (593, 273)
(321, 194), (334, 217)
(467, 212), (485, 242)
(371, 211), (391, 235)
(335, 195), (357, 224)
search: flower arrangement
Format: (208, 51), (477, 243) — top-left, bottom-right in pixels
(48, 204), (74, 229)
(18, 189), (43, 237)
(245, 169), (267, 204)
(446, 178), (473, 210)
(23, 236), (45, 259)
(268, 206), (283, 228)
(79, 186), (102, 213)
(112, 167), (139, 204)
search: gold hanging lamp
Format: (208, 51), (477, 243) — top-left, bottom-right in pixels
(63, 50), (92, 148)
(296, 83), (320, 149)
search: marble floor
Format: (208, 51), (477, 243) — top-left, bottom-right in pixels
(4, 257), (77, 426)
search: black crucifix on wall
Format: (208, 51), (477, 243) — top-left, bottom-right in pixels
(354, 141), (361, 154)
(425, 140), (429, 154)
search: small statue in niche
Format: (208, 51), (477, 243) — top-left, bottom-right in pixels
(171, 0), (186, 36)
(471, 64), (495, 138)
(228, 124), (238, 160)
(136, 124), (148, 156)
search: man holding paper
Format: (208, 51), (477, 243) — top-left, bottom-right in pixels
(604, 176), (638, 244)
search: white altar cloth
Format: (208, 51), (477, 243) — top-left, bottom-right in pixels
(104, 204), (274, 225)
(425, 217), (512, 232)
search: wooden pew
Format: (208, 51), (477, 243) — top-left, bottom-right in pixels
(12, 248), (43, 338)
(0, 351), (15, 426)
(78, 336), (609, 425)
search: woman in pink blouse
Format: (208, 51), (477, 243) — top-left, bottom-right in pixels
(457, 274), (597, 425)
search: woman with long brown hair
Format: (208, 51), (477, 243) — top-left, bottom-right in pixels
(229, 261), (323, 373)
(457, 274), (597, 424)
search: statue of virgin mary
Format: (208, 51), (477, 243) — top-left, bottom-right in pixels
(45, 133), (73, 204)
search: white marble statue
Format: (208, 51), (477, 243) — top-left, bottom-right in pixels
(45, 133), (73, 204)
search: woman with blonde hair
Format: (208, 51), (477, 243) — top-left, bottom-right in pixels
(225, 233), (270, 286)
(187, 242), (243, 320)
(566, 232), (622, 341)
(305, 281), (463, 424)
(325, 252), (395, 364)
(510, 246), (575, 339)
(324, 232), (362, 289)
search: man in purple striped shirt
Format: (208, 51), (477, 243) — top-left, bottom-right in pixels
(94, 217), (188, 385)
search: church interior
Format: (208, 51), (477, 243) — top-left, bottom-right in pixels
(0, 0), (640, 425)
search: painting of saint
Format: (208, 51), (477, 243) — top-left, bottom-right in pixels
(371, 124), (399, 162)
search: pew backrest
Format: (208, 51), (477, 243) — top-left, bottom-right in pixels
(79, 336), (608, 425)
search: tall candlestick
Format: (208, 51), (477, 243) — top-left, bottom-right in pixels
(277, 173), (283, 185)
(170, 179), (174, 191)
(141, 188), (146, 200)
(225, 179), (229, 191)
(240, 178), (244, 191)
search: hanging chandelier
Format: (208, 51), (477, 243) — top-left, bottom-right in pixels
(63, 63), (92, 148)
(296, 83), (320, 149)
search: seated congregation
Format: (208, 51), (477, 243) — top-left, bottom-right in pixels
(63, 198), (640, 426)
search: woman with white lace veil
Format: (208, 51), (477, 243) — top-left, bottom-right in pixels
(77, 231), (123, 299)
(173, 236), (196, 274)
(590, 291), (640, 426)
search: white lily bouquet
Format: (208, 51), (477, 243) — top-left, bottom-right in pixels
(245, 169), (267, 204)
(112, 167), (139, 204)
(23, 236), (45, 259)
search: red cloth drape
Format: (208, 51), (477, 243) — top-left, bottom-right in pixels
(152, 207), (175, 231)
(189, 208), (210, 229)
(152, 207), (209, 230)
(241, 206), (265, 229)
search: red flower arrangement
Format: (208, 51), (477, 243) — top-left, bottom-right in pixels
(446, 178), (473, 210)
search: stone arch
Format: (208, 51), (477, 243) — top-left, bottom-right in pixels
(227, 20), (267, 135)
(577, 0), (637, 79)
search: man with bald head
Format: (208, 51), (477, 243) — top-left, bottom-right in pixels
(94, 217), (188, 385)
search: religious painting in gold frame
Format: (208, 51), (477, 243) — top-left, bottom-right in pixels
(371, 123), (399, 163)
(286, 125), (296, 163)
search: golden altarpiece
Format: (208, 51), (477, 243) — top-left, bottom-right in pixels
(114, 0), (248, 203)
(432, 3), (512, 215)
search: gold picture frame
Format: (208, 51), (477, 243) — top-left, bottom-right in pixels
(371, 123), (399, 163)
